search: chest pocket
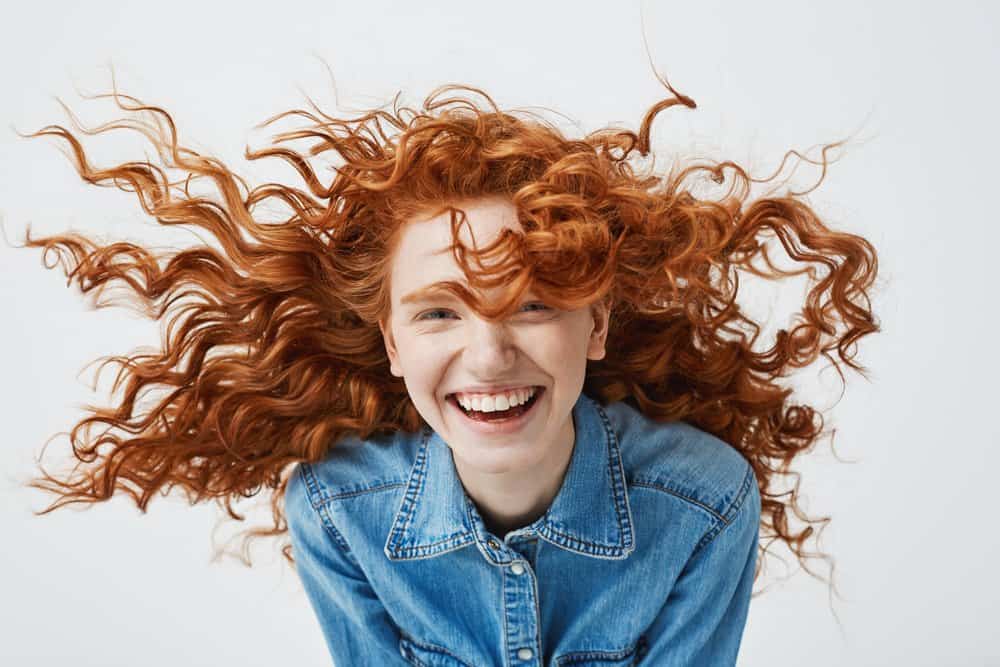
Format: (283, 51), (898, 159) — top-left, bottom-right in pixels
(398, 635), (475, 667)
(554, 635), (648, 666)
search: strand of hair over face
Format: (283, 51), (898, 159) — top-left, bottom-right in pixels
(11, 70), (879, 607)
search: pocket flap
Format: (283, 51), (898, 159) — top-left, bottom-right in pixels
(398, 635), (475, 667)
(554, 635), (648, 666)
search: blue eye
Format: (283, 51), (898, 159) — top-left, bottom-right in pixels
(521, 302), (550, 312)
(416, 302), (550, 321)
(418, 309), (455, 321)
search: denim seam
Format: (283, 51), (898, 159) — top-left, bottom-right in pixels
(593, 398), (636, 553)
(316, 502), (355, 555)
(627, 480), (726, 523)
(532, 562), (543, 663)
(690, 462), (755, 556)
(298, 461), (327, 509)
(500, 557), (510, 667)
(298, 457), (408, 508)
(387, 430), (478, 560)
(554, 638), (641, 665)
(384, 430), (429, 556)
(537, 526), (630, 559)
(298, 463), (357, 556)
(316, 481), (406, 503)
(398, 632), (475, 667)
(391, 534), (476, 559)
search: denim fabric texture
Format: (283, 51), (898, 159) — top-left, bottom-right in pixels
(284, 391), (761, 667)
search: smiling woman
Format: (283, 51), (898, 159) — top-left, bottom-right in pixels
(377, 197), (610, 540)
(11, 72), (879, 666)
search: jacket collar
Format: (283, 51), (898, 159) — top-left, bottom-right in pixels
(384, 392), (635, 563)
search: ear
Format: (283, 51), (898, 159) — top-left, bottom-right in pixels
(586, 297), (612, 361)
(378, 318), (404, 378)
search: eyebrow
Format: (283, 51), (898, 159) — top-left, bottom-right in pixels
(400, 283), (458, 306)
(400, 281), (538, 308)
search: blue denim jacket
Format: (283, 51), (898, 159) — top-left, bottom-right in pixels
(284, 391), (760, 666)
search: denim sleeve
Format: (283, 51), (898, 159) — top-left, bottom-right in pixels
(640, 465), (761, 667)
(285, 464), (410, 667)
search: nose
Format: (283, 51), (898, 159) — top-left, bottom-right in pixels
(463, 318), (517, 374)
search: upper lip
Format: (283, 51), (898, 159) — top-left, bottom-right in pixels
(447, 384), (541, 397)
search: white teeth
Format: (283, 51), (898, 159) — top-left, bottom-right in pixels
(455, 387), (536, 412)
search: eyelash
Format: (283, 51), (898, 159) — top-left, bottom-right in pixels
(417, 302), (551, 321)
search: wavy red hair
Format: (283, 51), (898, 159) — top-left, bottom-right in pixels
(13, 75), (879, 602)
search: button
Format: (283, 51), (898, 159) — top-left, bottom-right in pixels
(510, 563), (525, 575)
(488, 538), (501, 549)
(517, 647), (534, 660)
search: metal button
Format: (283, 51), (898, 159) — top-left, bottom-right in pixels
(488, 538), (500, 549)
(510, 563), (525, 575)
(517, 647), (533, 660)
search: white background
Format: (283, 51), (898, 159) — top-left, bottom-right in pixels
(0, 0), (994, 665)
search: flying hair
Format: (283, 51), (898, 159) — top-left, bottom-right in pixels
(10, 68), (880, 607)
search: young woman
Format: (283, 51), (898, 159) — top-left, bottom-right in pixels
(16, 75), (879, 665)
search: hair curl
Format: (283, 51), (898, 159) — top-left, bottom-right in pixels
(12, 73), (879, 605)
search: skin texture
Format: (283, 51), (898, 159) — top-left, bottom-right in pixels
(379, 197), (611, 538)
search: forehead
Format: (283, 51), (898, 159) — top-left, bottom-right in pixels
(389, 197), (524, 296)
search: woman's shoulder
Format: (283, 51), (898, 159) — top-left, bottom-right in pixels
(286, 427), (423, 507)
(599, 399), (756, 519)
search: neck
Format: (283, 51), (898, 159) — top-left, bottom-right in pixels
(453, 414), (576, 540)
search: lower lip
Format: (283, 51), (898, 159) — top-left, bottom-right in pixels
(447, 387), (545, 435)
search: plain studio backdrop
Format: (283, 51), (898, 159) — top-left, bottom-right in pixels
(0, 0), (993, 665)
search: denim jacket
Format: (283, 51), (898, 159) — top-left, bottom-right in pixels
(284, 391), (761, 667)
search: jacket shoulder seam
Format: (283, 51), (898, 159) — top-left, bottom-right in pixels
(628, 479), (728, 523)
(293, 463), (354, 555)
(690, 462), (756, 555)
(298, 459), (408, 508)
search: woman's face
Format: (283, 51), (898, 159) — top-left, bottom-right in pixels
(379, 196), (610, 479)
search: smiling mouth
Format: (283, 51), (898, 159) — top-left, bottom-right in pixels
(446, 387), (544, 422)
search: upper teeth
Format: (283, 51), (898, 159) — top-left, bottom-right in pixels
(455, 387), (537, 412)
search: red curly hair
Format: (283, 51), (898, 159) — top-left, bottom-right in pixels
(13, 73), (879, 601)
